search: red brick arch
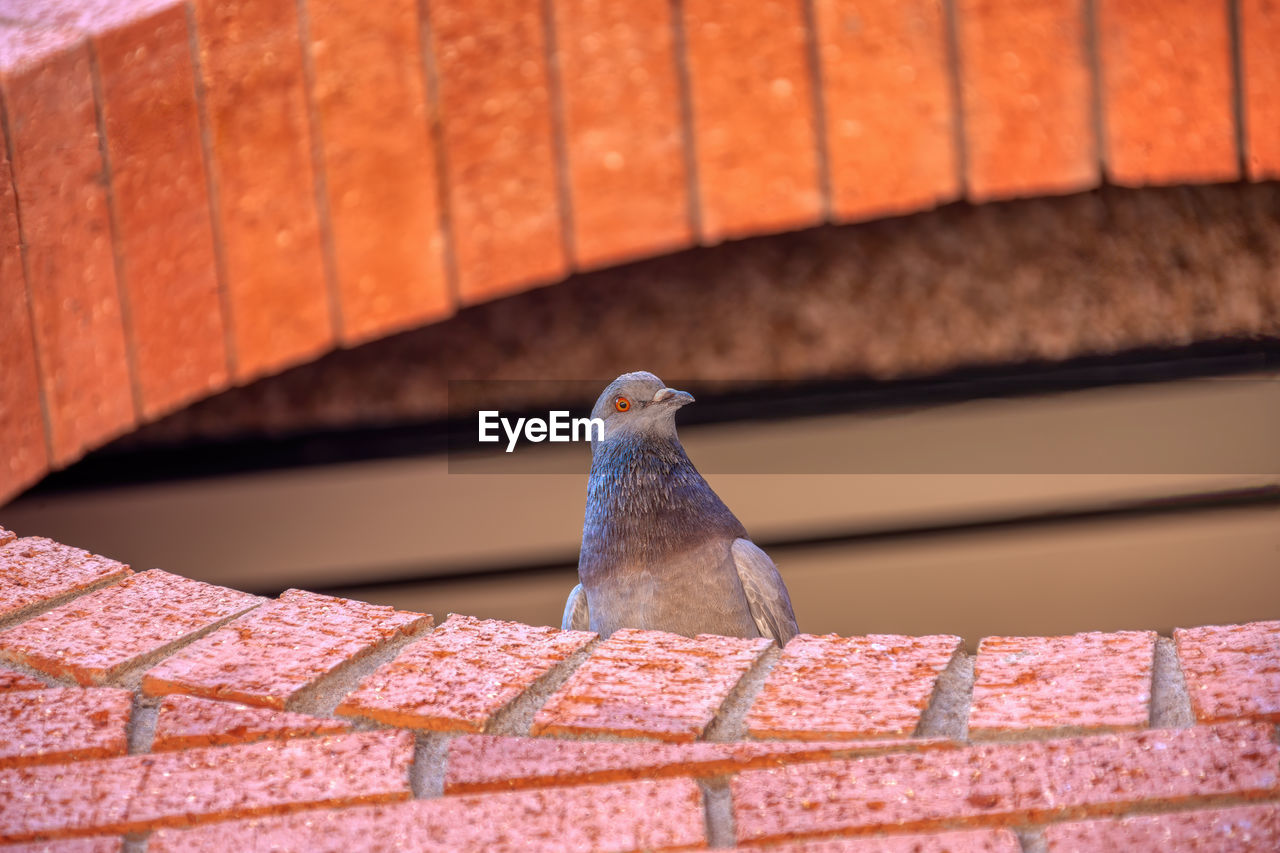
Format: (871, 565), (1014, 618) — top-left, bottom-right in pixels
(0, 0), (1277, 503)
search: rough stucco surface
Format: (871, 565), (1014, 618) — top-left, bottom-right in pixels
(113, 183), (1280, 447)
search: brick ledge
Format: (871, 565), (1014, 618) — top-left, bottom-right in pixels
(0, 527), (1277, 848)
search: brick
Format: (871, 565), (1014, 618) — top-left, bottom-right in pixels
(0, 0), (186, 28)
(0, 687), (131, 767)
(0, 25), (135, 466)
(732, 721), (1280, 844)
(428, 0), (566, 303)
(552, 0), (691, 269)
(191, 0), (332, 381)
(1240, 1), (1280, 179)
(0, 569), (261, 685)
(13, 0), (233, 421)
(969, 630), (1155, 736)
(1175, 620), (1280, 724)
(150, 776), (705, 853)
(1044, 803), (1280, 852)
(0, 840), (122, 853)
(0, 113), (46, 504)
(0, 538), (131, 622)
(745, 633), (961, 740)
(1096, 0), (1237, 185)
(531, 628), (770, 742)
(956, 0), (1096, 201)
(446, 732), (952, 794)
(143, 589), (428, 709)
(0, 729), (412, 842)
(303, 0), (450, 344)
(0, 666), (46, 693)
(732, 828), (1021, 853)
(94, 5), (229, 418)
(337, 614), (593, 733)
(814, 0), (958, 221)
(151, 693), (350, 751)
(682, 0), (822, 242)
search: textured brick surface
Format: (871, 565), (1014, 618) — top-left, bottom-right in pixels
(429, 0), (566, 303)
(0, 0), (181, 31)
(93, 4), (228, 419)
(150, 777), (705, 852)
(152, 693), (350, 751)
(552, 0), (690, 269)
(0, 839), (123, 853)
(1096, 0), (1237, 185)
(304, 0), (450, 344)
(682, 0), (822, 242)
(1175, 620), (1280, 724)
(1044, 803), (1280, 852)
(0, 666), (46, 693)
(532, 628), (770, 742)
(733, 721), (1280, 844)
(0, 687), (131, 767)
(446, 732), (949, 793)
(0, 538), (131, 622)
(969, 630), (1155, 735)
(0, 729), (412, 842)
(143, 589), (428, 708)
(956, 0), (1095, 200)
(814, 0), (958, 221)
(0, 570), (261, 685)
(192, 0), (332, 381)
(3, 0), (228, 422)
(734, 828), (1022, 853)
(1241, 0), (1280, 179)
(746, 633), (961, 739)
(337, 614), (593, 732)
(0, 115), (46, 502)
(0, 26), (135, 466)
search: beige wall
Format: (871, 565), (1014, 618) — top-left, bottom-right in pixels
(6, 376), (1276, 644)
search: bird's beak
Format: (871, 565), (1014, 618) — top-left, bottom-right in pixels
(652, 387), (694, 407)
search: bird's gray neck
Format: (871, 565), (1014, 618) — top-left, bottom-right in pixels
(580, 432), (745, 571)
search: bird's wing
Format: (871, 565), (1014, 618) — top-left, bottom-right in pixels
(562, 583), (591, 631)
(731, 538), (799, 647)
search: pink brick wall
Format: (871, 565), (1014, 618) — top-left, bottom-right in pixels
(0, 529), (1277, 847)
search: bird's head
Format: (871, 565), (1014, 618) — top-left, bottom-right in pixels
(589, 371), (694, 446)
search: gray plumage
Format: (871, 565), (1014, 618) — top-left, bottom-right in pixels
(561, 371), (798, 646)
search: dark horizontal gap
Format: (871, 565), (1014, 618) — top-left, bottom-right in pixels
(284, 482), (1280, 599)
(23, 335), (1280, 497)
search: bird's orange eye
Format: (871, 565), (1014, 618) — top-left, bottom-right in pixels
(614, 396), (631, 412)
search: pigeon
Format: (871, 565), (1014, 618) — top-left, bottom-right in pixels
(561, 371), (798, 646)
